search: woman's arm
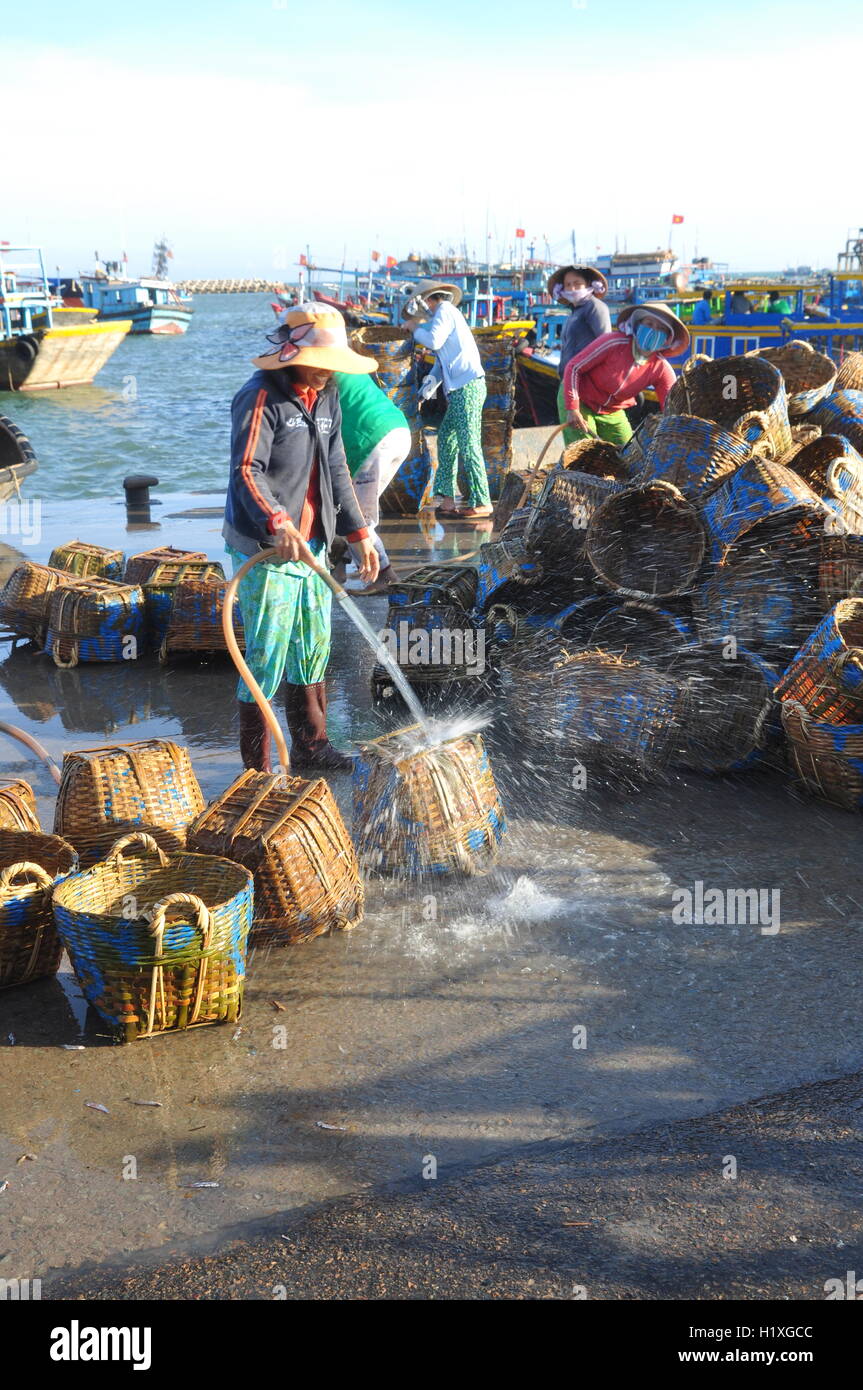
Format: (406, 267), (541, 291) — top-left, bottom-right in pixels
(412, 303), (452, 351)
(651, 358), (677, 408)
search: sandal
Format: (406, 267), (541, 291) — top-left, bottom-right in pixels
(455, 505), (494, 519)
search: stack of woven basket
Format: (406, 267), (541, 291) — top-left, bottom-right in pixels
(427, 346), (863, 801)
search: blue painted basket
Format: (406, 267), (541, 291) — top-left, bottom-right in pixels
(144, 559), (225, 652)
(668, 642), (780, 772)
(785, 434), (863, 530)
(475, 537), (542, 610)
(774, 597), (863, 724)
(701, 457), (827, 564)
(642, 413), (752, 499)
(0, 832), (77, 989)
(746, 341), (836, 418)
(664, 353), (793, 459)
(52, 832), (253, 1041)
(44, 577), (146, 667)
(782, 702), (863, 811)
(810, 389), (863, 454)
(550, 650), (684, 779)
(589, 600), (697, 665)
(692, 544), (823, 661)
(48, 541), (124, 581)
(352, 727), (505, 876)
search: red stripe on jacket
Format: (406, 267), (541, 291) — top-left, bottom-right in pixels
(562, 331), (676, 414)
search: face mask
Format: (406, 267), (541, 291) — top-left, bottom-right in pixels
(555, 285), (591, 306)
(634, 322), (668, 353)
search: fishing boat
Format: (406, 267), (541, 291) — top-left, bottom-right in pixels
(0, 413), (38, 500)
(57, 240), (194, 335)
(0, 247), (131, 392)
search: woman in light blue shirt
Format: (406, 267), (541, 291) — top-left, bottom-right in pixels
(403, 279), (492, 518)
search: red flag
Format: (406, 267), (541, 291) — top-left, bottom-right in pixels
(385, 255), (397, 269)
(672, 214), (684, 225)
(371, 250), (380, 262)
(0, 240), (9, 247)
(515, 228), (525, 238)
(299, 254), (307, 266)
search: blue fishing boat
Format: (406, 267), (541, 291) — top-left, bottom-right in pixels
(66, 274), (193, 335)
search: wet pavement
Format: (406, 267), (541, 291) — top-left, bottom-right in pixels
(0, 492), (861, 1292)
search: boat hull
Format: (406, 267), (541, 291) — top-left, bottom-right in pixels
(0, 413), (39, 499)
(0, 321), (132, 391)
(96, 304), (193, 335)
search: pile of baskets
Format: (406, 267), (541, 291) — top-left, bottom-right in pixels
(0, 544), (244, 664)
(458, 349), (863, 800)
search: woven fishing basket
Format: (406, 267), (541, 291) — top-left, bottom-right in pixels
(783, 434), (863, 524)
(588, 600), (697, 665)
(0, 832), (76, 989)
(668, 643), (779, 772)
(664, 353), (793, 459)
(780, 423), (822, 462)
(544, 649), (684, 779)
(475, 537), (543, 609)
(747, 340), (836, 417)
(162, 576), (245, 660)
(500, 505), (534, 541)
(53, 739), (205, 867)
(352, 726), (505, 876)
(692, 543), (823, 662)
(387, 564), (478, 615)
(586, 480), (706, 599)
(701, 457), (827, 563)
(641, 413), (752, 499)
(0, 778), (41, 832)
(350, 327), (413, 390)
(835, 352), (863, 394)
(774, 597), (863, 724)
(618, 414), (661, 472)
(44, 577), (146, 667)
(48, 541), (124, 580)
(482, 415), (514, 497)
(526, 468), (625, 571)
(476, 332), (515, 376)
(377, 601), (488, 697)
(144, 560), (226, 651)
(562, 436), (634, 482)
(124, 546), (208, 586)
(52, 833), (253, 1041)
(782, 701), (863, 810)
(188, 768), (363, 946)
(486, 371), (515, 413)
(0, 562), (79, 642)
(819, 533), (863, 609)
(810, 389), (863, 454)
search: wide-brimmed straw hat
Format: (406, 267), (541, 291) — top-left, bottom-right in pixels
(546, 264), (609, 298)
(253, 303), (377, 373)
(617, 300), (690, 356)
(407, 278), (464, 307)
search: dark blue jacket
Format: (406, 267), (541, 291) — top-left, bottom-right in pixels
(558, 298), (612, 378)
(222, 369), (367, 556)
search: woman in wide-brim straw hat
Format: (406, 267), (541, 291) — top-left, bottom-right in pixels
(547, 265), (612, 445)
(222, 303), (381, 774)
(402, 280), (493, 519)
(560, 300), (690, 448)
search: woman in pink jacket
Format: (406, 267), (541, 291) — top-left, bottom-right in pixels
(562, 301), (690, 447)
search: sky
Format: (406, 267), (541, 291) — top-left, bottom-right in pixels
(3, 0), (862, 278)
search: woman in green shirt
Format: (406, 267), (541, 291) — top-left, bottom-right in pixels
(334, 371), (412, 591)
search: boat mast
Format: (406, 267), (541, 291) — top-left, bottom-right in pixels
(152, 237), (172, 280)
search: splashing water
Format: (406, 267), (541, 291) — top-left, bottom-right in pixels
(487, 875), (568, 923)
(367, 711), (493, 763)
(332, 588), (430, 733)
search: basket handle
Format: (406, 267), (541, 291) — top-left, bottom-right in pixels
(736, 410), (776, 459)
(682, 352), (713, 373)
(145, 892), (214, 1036)
(787, 339), (815, 352)
(105, 832), (170, 867)
(512, 422), (567, 512)
(0, 860), (53, 892)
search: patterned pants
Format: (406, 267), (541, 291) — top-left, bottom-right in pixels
(434, 376), (492, 507)
(227, 540), (332, 702)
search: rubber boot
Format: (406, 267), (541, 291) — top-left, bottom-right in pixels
(285, 682), (354, 771)
(238, 700), (272, 773)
